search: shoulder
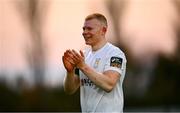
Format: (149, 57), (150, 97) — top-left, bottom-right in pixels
(103, 43), (127, 75)
(106, 43), (126, 58)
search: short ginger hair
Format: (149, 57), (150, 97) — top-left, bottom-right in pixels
(85, 13), (108, 27)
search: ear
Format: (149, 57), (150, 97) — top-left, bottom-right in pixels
(102, 27), (107, 33)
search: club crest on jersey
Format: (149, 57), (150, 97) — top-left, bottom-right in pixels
(93, 58), (101, 68)
(110, 57), (122, 68)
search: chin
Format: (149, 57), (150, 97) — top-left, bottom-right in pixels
(85, 42), (90, 45)
(85, 41), (92, 46)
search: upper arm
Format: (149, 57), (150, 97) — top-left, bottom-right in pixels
(104, 49), (126, 77)
(102, 50), (126, 85)
(103, 70), (120, 86)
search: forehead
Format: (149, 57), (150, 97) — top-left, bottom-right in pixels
(83, 18), (102, 27)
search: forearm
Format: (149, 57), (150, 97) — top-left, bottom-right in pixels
(79, 64), (116, 92)
(63, 71), (80, 95)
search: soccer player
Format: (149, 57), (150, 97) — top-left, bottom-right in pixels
(62, 13), (127, 113)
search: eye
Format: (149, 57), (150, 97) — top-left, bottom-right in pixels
(87, 27), (92, 30)
(82, 27), (85, 31)
(82, 27), (92, 31)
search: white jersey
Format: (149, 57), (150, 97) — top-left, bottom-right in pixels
(79, 42), (127, 113)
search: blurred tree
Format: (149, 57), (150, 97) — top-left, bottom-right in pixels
(105, 0), (127, 50)
(105, 0), (156, 98)
(14, 0), (49, 86)
(0, 77), (21, 111)
(105, 0), (180, 111)
(173, 0), (180, 61)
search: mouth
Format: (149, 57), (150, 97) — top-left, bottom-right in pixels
(83, 34), (92, 40)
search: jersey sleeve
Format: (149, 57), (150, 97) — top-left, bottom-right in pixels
(103, 50), (126, 76)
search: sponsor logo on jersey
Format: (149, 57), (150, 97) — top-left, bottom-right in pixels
(110, 57), (122, 68)
(81, 78), (94, 87)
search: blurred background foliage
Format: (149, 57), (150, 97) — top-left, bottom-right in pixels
(0, 55), (180, 111)
(0, 0), (180, 112)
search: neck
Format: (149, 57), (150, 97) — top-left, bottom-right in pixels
(91, 38), (107, 51)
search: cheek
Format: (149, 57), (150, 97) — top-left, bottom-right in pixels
(90, 29), (98, 34)
(83, 31), (93, 36)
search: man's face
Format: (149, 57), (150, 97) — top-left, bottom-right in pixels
(82, 19), (105, 46)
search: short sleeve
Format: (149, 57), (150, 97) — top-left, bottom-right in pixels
(104, 51), (126, 76)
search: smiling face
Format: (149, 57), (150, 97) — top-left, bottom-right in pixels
(82, 18), (107, 46)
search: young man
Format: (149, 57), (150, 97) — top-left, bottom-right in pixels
(62, 13), (127, 113)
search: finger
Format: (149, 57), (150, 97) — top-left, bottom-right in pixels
(62, 56), (70, 67)
(62, 55), (65, 63)
(64, 51), (79, 65)
(64, 56), (76, 65)
(80, 50), (84, 58)
(64, 49), (70, 54)
(64, 51), (74, 58)
(65, 49), (70, 54)
(72, 49), (81, 58)
(64, 52), (69, 58)
(64, 51), (68, 57)
(62, 55), (68, 64)
(68, 50), (79, 61)
(63, 53), (75, 64)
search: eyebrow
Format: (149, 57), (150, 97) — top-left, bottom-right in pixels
(82, 26), (92, 30)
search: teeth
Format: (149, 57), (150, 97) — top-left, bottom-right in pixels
(85, 37), (91, 39)
(85, 35), (91, 38)
(84, 36), (90, 39)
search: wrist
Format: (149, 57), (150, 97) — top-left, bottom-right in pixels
(67, 69), (75, 74)
(79, 63), (88, 71)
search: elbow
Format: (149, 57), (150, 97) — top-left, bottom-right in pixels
(63, 82), (75, 95)
(63, 85), (75, 95)
(64, 87), (75, 95)
(105, 89), (112, 93)
(104, 84), (114, 93)
(104, 78), (119, 93)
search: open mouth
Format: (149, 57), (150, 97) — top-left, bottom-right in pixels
(84, 34), (92, 40)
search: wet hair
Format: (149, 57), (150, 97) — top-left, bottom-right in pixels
(85, 13), (108, 27)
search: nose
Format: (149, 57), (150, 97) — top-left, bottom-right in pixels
(82, 30), (87, 36)
(82, 32), (86, 36)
